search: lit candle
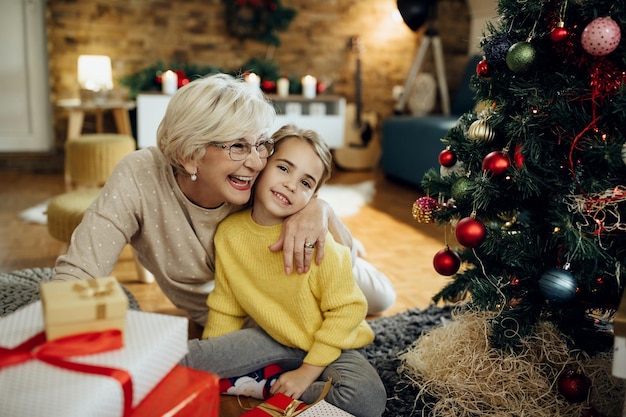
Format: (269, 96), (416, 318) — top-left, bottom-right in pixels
(302, 75), (317, 99)
(277, 77), (290, 97)
(162, 70), (178, 95)
(246, 72), (261, 89)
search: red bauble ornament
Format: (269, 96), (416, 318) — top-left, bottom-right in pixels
(558, 370), (591, 403)
(476, 59), (492, 78)
(550, 25), (569, 43)
(455, 217), (487, 248)
(433, 248), (461, 276)
(261, 80), (276, 93)
(482, 151), (510, 176)
(438, 149), (457, 167)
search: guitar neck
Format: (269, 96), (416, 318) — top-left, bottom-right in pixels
(355, 56), (363, 125)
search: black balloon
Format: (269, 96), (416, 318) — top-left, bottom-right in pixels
(397, 0), (436, 31)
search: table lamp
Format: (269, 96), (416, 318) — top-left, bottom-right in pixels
(77, 55), (113, 103)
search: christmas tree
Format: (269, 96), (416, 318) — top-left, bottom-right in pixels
(419, 0), (625, 353)
(403, 0), (626, 414)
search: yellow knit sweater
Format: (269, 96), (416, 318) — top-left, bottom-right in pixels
(204, 209), (374, 367)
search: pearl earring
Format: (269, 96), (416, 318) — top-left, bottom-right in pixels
(191, 172), (197, 181)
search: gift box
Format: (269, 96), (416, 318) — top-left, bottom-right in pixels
(40, 276), (128, 341)
(298, 400), (355, 417)
(131, 365), (219, 417)
(0, 300), (188, 417)
(242, 380), (336, 417)
(241, 392), (307, 417)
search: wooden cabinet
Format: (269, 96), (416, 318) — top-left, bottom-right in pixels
(137, 93), (346, 149)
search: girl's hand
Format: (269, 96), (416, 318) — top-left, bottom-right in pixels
(269, 198), (328, 274)
(269, 364), (324, 400)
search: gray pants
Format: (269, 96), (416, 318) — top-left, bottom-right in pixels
(181, 328), (387, 417)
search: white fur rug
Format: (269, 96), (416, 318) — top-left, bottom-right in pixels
(18, 181), (375, 225)
(18, 200), (49, 225)
(318, 180), (375, 218)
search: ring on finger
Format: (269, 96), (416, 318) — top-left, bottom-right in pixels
(304, 242), (315, 249)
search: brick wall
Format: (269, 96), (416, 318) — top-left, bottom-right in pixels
(47, 0), (470, 148)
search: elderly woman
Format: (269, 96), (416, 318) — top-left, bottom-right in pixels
(53, 73), (395, 328)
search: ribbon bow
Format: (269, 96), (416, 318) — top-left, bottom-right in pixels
(73, 279), (115, 298)
(0, 330), (132, 417)
(253, 379), (332, 417)
(257, 397), (305, 417)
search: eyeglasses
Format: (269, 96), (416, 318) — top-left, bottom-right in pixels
(208, 139), (275, 161)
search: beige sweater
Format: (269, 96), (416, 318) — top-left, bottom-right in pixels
(53, 147), (240, 324)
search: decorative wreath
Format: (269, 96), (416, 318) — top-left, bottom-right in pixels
(222, 0), (297, 46)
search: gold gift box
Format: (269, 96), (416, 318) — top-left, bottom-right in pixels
(40, 276), (128, 341)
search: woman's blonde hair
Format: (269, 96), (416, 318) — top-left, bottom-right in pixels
(158, 73), (276, 172)
(270, 124), (333, 191)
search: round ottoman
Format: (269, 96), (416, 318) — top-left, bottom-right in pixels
(47, 188), (101, 243)
(65, 133), (136, 188)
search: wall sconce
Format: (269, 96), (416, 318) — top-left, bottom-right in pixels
(77, 55), (113, 103)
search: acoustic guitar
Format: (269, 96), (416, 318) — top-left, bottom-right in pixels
(333, 36), (381, 171)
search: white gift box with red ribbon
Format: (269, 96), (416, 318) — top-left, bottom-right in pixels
(0, 301), (188, 417)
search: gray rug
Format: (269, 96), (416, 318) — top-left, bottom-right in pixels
(0, 267), (451, 416)
(361, 306), (452, 417)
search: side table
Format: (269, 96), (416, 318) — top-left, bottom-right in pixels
(57, 98), (136, 140)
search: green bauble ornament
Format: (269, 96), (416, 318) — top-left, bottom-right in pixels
(451, 177), (472, 201)
(506, 41), (536, 73)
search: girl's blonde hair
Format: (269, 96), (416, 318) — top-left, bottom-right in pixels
(158, 73), (276, 173)
(270, 124), (333, 191)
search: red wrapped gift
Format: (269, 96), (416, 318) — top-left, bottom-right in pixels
(242, 379), (331, 417)
(241, 392), (306, 417)
(131, 365), (219, 417)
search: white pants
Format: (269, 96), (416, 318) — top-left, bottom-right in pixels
(351, 239), (397, 315)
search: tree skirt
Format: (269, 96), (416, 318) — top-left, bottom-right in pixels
(361, 306), (453, 417)
(0, 267), (452, 416)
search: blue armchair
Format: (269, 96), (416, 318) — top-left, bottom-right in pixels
(381, 55), (481, 188)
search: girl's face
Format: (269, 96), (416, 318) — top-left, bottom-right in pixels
(251, 137), (324, 225)
(182, 135), (270, 208)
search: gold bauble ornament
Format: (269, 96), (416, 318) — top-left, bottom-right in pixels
(467, 119), (496, 142)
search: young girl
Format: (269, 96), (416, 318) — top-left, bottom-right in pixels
(182, 125), (386, 417)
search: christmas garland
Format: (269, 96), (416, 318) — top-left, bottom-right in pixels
(222, 0), (296, 46)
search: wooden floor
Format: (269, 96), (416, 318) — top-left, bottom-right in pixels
(0, 165), (451, 318)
